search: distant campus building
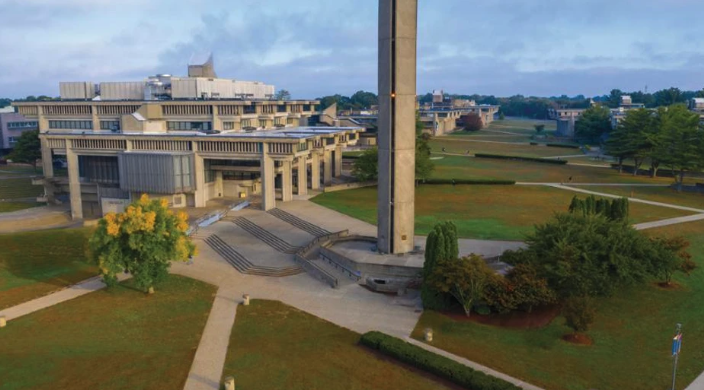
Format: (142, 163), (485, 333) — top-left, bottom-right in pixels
(550, 95), (646, 137)
(13, 58), (362, 219)
(0, 108), (38, 153)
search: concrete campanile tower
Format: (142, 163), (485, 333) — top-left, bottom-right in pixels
(377, 0), (417, 254)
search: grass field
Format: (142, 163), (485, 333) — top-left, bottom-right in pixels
(432, 155), (680, 184)
(0, 275), (216, 390)
(430, 138), (580, 158)
(0, 165), (41, 176)
(0, 228), (98, 310)
(0, 201), (40, 213)
(0, 177), (43, 200)
(311, 185), (691, 240)
(221, 300), (457, 390)
(411, 219), (704, 390)
(571, 185), (704, 210)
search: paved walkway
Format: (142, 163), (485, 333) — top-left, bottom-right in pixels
(0, 274), (130, 321)
(686, 371), (704, 390)
(634, 214), (704, 230)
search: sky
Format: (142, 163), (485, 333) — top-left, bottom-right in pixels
(0, 0), (703, 99)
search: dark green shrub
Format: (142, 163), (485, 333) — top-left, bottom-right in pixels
(474, 153), (568, 165)
(475, 305), (492, 316)
(422, 178), (516, 185)
(546, 143), (580, 149)
(360, 332), (522, 390)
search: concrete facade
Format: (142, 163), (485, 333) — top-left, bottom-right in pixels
(377, 0), (417, 254)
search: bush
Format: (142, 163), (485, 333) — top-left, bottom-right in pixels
(422, 178), (516, 185)
(474, 153), (568, 165)
(360, 332), (522, 390)
(475, 305), (492, 316)
(546, 143), (580, 149)
(529, 142), (538, 146)
(563, 296), (596, 334)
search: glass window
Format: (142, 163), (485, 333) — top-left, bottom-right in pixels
(223, 122), (235, 130)
(100, 121), (120, 131)
(48, 120), (92, 130)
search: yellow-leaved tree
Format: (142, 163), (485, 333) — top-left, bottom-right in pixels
(89, 194), (196, 293)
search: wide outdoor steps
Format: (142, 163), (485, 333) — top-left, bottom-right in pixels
(227, 216), (302, 254)
(204, 235), (303, 277)
(268, 208), (331, 237)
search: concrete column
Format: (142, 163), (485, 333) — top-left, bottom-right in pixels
(377, 0), (417, 254)
(125, 139), (133, 151)
(334, 145), (342, 177)
(310, 152), (320, 190)
(297, 157), (308, 196)
(323, 150), (333, 185)
(192, 141), (206, 207)
(66, 141), (83, 219)
(212, 105), (222, 130)
(37, 106), (48, 132)
(40, 138), (55, 203)
(281, 159), (293, 202)
(260, 148), (276, 211)
(91, 105), (100, 131)
(215, 171), (224, 198)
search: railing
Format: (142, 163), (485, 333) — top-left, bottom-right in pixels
(293, 230), (350, 289)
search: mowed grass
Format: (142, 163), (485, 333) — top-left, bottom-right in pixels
(222, 300), (458, 390)
(0, 201), (41, 213)
(430, 138), (580, 158)
(0, 228), (98, 310)
(571, 185), (704, 211)
(433, 155), (678, 184)
(411, 219), (704, 390)
(0, 178), (42, 199)
(311, 185), (691, 240)
(0, 275), (216, 390)
(0, 165), (41, 176)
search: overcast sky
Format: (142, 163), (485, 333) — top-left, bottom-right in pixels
(1, 0), (703, 99)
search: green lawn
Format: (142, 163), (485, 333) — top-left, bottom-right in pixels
(0, 165), (41, 176)
(311, 185), (691, 240)
(0, 178), (43, 199)
(571, 185), (704, 211)
(411, 219), (704, 390)
(433, 155), (679, 184)
(0, 228), (98, 310)
(221, 300), (457, 390)
(0, 275), (216, 390)
(430, 138), (580, 158)
(0, 201), (41, 213)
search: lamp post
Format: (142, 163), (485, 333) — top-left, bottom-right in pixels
(671, 323), (682, 390)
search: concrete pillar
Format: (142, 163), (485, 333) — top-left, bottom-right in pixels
(66, 141), (83, 219)
(377, 0), (417, 254)
(323, 150), (333, 185)
(39, 138), (56, 204)
(212, 105), (222, 130)
(215, 171), (224, 198)
(310, 153), (320, 190)
(91, 105), (100, 131)
(281, 159), (293, 202)
(260, 148), (276, 211)
(334, 145), (342, 177)
(193, 152), (206, 208)
(297, 157), (308, 196)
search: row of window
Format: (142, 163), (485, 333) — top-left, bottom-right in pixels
(49, 120), (93, 130)
(167, 121), (213, 131)
(100, 121), (121, 131)
(7, 121), (38, 129)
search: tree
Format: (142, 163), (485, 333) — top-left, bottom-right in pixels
(89, 194), (196, 293)
(422, 222), (458, 309)
(575, 105), (612, 143)
(7, 130), (41, 171)
(563, 296), (596, 334)
(650, 236), (695, 285)
(534, 124), (545, 133)
(429, 254), (494, 317)
(461, 113), (483, 132)
(498, 111), (505, 120)
(608, 89), (623, 108)
(651, 104), (704, 190)
(274, 90), (291, 100)
(604, 108), (654, 174)
(351, 147), (379, 182)
(654, 87), (685, 107)
(350, 91), (378, 109)
(506, 264), (557, 312)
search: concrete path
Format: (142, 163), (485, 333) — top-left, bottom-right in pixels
(402, 337), (544, 390)
(516, 182), (671, 187)
(0, 274), (129, 321)
(634, 214), (704, 230)
(547, 184), (704, 214)
(685, 371), (704, 390)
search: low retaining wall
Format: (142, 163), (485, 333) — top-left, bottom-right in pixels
(323, 181), (377, 193)
(293, 230), (351, 289)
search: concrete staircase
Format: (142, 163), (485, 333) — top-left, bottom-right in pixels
(203, 235), (303, 277)
(227, 217), (301, 254)
(268, 208), (331, 237)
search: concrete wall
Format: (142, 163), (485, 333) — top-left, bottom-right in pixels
(320, 245), (422, 280)
(323, 181), (377, 193)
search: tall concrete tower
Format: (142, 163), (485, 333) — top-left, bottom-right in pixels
(377, 0), (417, 254)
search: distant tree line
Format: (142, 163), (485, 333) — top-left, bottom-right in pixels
(317, 91), (378, 111)
(0, 96), (60, 109)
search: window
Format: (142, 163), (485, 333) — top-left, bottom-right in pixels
(241, 119), (253, 128)
(223, 122), (235, 130)
(167, 121), (212, 131)
(243, 104), (256, 114)
(100, 121), (121, 131)
(258, 120), (267, 128)
(303, 104), (311, 112)
(277, 105), (287, 113)
(7, 121), (38, 129)
(8, 137), (18, 147)
(48, 120), (93, 130)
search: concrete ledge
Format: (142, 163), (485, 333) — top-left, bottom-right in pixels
(323, 181), (376, 193)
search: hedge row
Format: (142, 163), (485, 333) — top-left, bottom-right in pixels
(360, 332), (522, 390)
(474, 153), (568, 165)
(546, 143), (580, 149)
(422, 178), (515, 185)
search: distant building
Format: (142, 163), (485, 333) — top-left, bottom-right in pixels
(432, 90), (444, 104)
(0, 112), (38, 153)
